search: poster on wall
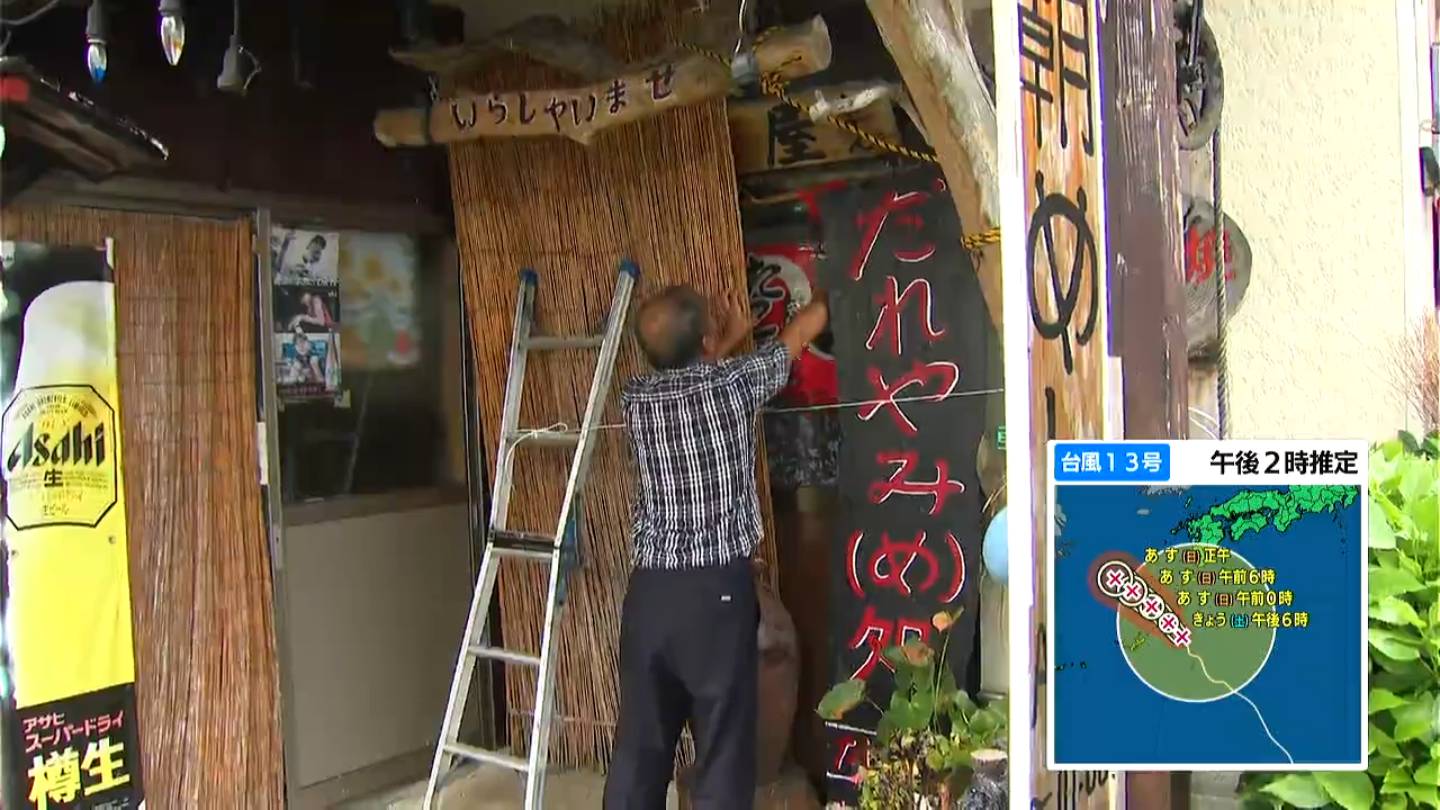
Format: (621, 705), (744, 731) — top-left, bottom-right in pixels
(274, 329), (341, 400)
(0, 241), (145, 810)
(271, 227), (339, 287)
(816, 171), (994, 803)
(746, 234), (840, 489)
(270, 227), (342, 401)
(336, 232), (421, 371)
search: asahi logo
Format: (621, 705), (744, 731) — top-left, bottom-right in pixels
(6, 419), (107, 472)
(2, 384), (118, 530)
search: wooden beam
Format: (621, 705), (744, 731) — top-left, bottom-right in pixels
(389, 15), (624, 81)
(727, 85), (900, 176)
(865, 0), (1001, 330)
(373, 16), (832, 148)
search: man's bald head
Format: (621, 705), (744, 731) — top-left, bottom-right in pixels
(636, 284), (711, 370)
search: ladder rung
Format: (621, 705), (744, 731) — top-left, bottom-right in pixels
(444, 742), (529, 773)
(490, 530), (558, 562)
(491, 529), (557, 547)
(527, 335), (604, 351)
(507, 429), (579, 447)
(469, 644), (541, 667)
(492, 545), (554, 563)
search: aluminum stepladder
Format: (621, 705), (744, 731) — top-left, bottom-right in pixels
(423, 260), (638, 810)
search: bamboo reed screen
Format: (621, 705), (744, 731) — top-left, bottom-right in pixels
(447, 10), (777, 771)
(1, 205), (284, 808)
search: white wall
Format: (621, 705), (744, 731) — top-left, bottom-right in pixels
(1198, 0), (1430, 441)
(1189, 2), (1431, 806)
(282, 502), (473, 793)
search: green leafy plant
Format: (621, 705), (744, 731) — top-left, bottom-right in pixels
(1241, 432), (1439, 809)
(817, 609), (1008, 809)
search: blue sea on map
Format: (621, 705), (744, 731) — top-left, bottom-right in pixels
(1051, 484), (1364, 768)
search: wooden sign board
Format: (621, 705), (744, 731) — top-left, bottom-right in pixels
(727, 96), (900, 175)
(817, 172), (993, 805)
(373, 16), (832, 148)
(1009, 0), (1119, 806)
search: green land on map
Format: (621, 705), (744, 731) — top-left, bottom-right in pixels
(1173, 485), (1358, 545)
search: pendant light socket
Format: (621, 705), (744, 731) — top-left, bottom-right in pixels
(216, 39), (258, 94)
(217, 0), (259, 94)
(84, 0), (108, 83)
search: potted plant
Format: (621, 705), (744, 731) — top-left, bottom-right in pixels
(817, 609), (1008, 809)
(1240, 432), (1439, 809)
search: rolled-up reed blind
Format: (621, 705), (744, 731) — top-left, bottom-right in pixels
(447, 10), (776, 771)
(1, 205), (284, 808)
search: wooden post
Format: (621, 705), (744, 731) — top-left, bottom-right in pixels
(1103, 0), (1188, 444)
(1100, 0), (1189, 806)
(373, 16), (831, 148)
(864, 0), (1002, 331)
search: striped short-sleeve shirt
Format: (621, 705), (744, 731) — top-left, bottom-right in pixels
(621, 341), (791, 569)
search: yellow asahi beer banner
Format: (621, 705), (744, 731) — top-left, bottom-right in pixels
(1, 241), (144, 810)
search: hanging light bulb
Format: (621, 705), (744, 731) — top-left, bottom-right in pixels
(84, 0), (108, 84)
(158, 0), (186, 66)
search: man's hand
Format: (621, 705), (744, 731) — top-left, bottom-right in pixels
(777, 286), (829, 359)
(710, 289), (754, 360)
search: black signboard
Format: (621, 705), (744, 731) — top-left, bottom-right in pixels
(817, 170), (995, 803)
(5, 685), (144, 810)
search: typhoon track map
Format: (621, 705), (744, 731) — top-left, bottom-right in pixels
(1050, 479), (1365, 770)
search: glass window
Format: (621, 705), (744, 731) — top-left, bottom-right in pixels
(270, 227), (463, 503)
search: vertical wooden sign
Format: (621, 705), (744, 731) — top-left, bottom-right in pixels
(818, 172), (994, 805)
(1012, 0), (1118, 806)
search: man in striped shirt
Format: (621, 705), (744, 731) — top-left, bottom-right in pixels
(603, 283), (828, 809)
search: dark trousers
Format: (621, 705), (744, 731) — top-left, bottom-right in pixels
(603, 558), (758, 810)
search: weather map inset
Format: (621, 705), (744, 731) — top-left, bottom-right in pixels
(1047, 442), (1368, 771)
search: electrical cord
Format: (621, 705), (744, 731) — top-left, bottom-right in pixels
(0, 0), (62, 27)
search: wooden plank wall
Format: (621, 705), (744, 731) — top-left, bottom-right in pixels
(446, 12), (776, 770)
(1, 206), (284, 807)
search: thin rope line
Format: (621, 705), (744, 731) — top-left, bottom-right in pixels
(503, 421), (568, 471)
(1188, 406), (1220, 439)
(517, 385), (1005, 435)
(1212, 127), (1230, 439)
(1188, 406), (1219, 428)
